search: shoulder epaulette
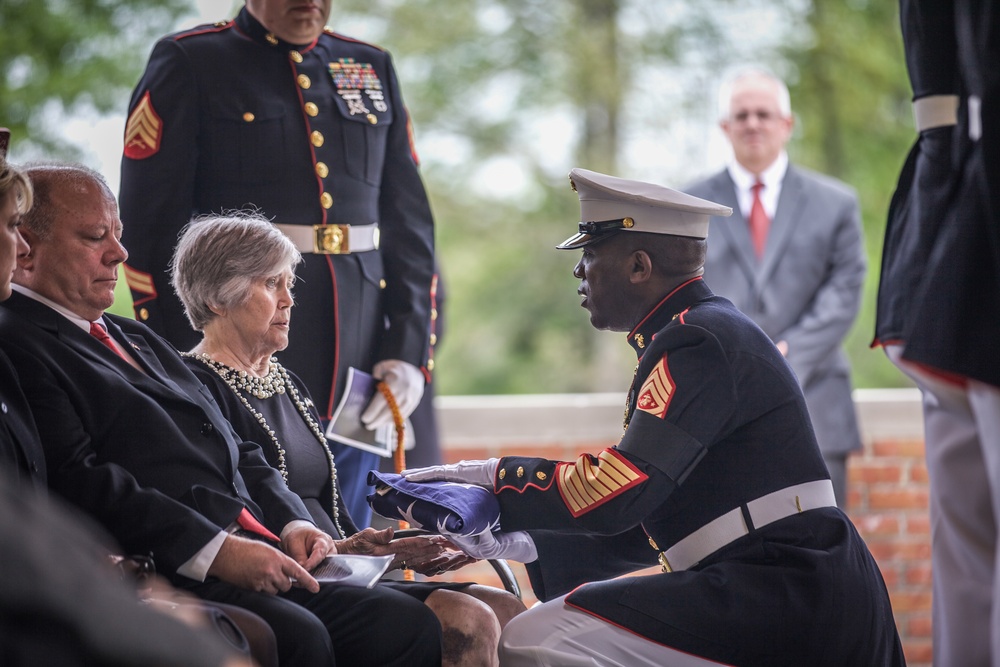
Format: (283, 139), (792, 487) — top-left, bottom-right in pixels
(172, 20), (235, 42)
(322, 27), (387, 53)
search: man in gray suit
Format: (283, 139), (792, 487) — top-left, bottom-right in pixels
(686, 66), (866, 508)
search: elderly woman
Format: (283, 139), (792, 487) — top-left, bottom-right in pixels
(172, 212), (524, 667)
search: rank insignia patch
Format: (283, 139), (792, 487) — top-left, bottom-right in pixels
(123, 92), (163, 160)
(122, 263), (158, 305)
(556, 449), (647, 517)
(636, 356), (674, 419)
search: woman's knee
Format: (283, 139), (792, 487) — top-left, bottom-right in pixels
(426, 589), (502, 667)
(458, 584), (527, 629)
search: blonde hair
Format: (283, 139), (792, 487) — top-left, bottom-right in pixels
(0, 156), (33, 215)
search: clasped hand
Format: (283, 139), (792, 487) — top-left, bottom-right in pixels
(335, 526), (475, 575)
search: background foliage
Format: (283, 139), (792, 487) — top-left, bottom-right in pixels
(2, 0), (915, 395)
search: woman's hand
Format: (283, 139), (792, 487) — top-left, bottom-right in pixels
(336, 527), (450, 570)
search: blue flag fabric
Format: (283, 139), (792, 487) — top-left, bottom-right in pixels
(366, 471), (501, 536)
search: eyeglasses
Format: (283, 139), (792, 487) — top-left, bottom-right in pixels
(729, 110), (781, 124)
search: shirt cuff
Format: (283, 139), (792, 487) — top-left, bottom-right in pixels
(176, 529), (228, 582)
(280, 519), (317, 540)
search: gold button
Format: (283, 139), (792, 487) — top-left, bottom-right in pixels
(536, 471), (547, 481)
(242, 112), (255, 122)
(139, 308), (149, 321)
(297, 74), (311, 89)
(516, 466), (524, 478)
(429, 333), (437, 345)
(379, 279), (386, 289)
(427, 359), (435, 371)
(289, 50), (303, 63)
(305, 102), (319, 117)
(311, 131), (324, 147)
(315, 161), (329, 178)
(498, 469), (506, 480)
(320, 192), (333, 209)
(430, 308), (438, 321)
(366, 113), (378, 125)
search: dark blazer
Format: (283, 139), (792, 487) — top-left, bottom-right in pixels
(0, 291), (312, 575)
(0, 349), (46, 488)
(686, 165), (866, 456)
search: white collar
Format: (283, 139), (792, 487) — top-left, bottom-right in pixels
(727, 152), (789, 192)
(11, 283), (105, 333)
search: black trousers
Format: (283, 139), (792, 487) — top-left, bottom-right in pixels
(185, 578), (442, 666)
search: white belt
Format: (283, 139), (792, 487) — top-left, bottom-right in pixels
(913, 95), (959, 132)
(656, 479), (837, 573)
(273, 223), (380, 254)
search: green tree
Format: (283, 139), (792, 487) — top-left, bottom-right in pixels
(0, 0), (189, 158)
(783, 0), (913, 388)
(334, 0), (913, 394)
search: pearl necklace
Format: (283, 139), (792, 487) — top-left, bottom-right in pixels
(186, 353), (344, 538)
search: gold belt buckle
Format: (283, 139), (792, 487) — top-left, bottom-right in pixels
(313, 224), (349, 254)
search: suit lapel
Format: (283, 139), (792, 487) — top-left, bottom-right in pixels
(5, 293), (189, 402)
(712, 173), (759, 285)
(759, 166), (804, 287)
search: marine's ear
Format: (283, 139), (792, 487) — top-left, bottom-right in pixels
(628, 249), (654, 285)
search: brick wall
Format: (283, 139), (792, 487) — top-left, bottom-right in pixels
(433, 389), (931, 664)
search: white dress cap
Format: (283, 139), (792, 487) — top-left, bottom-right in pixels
(557, 168), (732, 249)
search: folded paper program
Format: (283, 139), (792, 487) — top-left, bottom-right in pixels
(366, 471), (501, 537)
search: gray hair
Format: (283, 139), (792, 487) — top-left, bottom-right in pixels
(716, 65), (792, 121)
(170, 212), (302, 331)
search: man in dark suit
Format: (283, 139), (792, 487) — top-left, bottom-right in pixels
(685, 67), (866, 508)
(0, 163), (442, 666)
(118, 0), (438, 526)
(875, 1), (1000, 663)
(0, 132), (265, 667)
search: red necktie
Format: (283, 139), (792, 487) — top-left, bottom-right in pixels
(89, 322), (129, 361)
(237, 507), (281, 542)
(749, 181), (770, 259)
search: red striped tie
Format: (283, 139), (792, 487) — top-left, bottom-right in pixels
(749, 181), (770, 258)
(237, 507), (281, 542)
(89, 322), (129, 361)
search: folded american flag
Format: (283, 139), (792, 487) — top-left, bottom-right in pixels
(366, 471), (501, 537)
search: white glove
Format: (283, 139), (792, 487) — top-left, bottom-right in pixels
(361, 359), (425, 430)
(402, 459), (499, 488)
(448, 529), (537, 563)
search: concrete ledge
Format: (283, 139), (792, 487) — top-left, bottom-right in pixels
(437, 388), (924, 448)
